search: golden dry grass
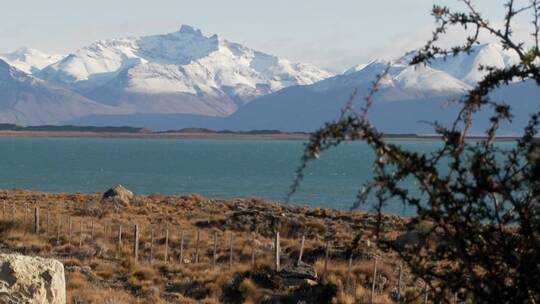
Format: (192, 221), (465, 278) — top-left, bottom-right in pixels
(0, 189), (412, 303)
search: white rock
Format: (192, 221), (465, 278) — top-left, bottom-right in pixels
(102, 184), (134, 206)
(0, 253), (66, 304)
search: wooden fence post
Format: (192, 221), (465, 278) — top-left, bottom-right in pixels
(133, 224), (139, 261)
(91, 221), (95, 241)
(229, 232), (233, 268)
(251, 233), (256, 267)
(212, 231), (218, 266)
(150, 228), (155, 264)
(2, 201), (5, 217)
(117, 224), (123, 258)
(79, 221), (84, 247)
(68, 216), (73, 245)
(195, 230), (200, 264)
(56, 215), (61, 245)
(24, 204), (29, 232)
(34, 207), (40, 234)
(345, 254), (353, 295)
(371, 257), (379, 304)
(323, 239), (330, 277)
(274, 231), (281, 271)
(297, 232), (306, 265)
(397, 263), (403, 304)
(164, 227), (169, 263)
(179, 229), (184, 264)
(46, 209), (50, 237)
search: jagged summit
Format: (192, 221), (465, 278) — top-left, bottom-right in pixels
(178, 24), (204, 36)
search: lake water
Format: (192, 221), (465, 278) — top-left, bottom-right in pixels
(0, 137), (459, 214)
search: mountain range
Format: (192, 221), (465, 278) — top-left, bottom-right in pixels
(0, 26), (538, 134)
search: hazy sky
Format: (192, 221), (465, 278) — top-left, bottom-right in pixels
(0, 0), (530, 72)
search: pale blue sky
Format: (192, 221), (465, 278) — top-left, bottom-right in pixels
(0, 0), (524, 71)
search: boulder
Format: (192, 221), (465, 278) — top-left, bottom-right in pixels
(0, 253), (66, 304)
(280, 261), (318, 280)
(102, 185), (134, 205)
(395, 231), (422, 249)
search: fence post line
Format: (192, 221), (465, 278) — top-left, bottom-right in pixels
(34, 207), (40, 234)
(397, 263), (403, 304)
(179, 229), (184, 264)
(195, 230), (200, 264)
(212, 231), (218, 266)
(274, 230), (281, 271)
(297, 232), (306, 265)
(370, 256), (379, 304)
(133, 224), (139, 261)
(164, 227), (169, 263)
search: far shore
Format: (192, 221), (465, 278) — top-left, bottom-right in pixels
(0, 130), (311, 140)
(0, 130), (521, 141)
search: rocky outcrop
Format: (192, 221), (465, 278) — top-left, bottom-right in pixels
(102, 185), (134, 206)
(0, 253), (66, 304)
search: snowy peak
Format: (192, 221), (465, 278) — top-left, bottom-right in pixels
(39, 25), (332, 109)
(430, 43), (520, 84)
(312, 58), (472, 96)
(0, 58), (41, 85)
(0, 48), (64, 74)
(311, 43), (519, 96)
(394, 64), (472, 93)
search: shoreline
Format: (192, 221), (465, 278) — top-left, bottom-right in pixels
(0, 130), (310, 140)
(0, 130), (521, 141)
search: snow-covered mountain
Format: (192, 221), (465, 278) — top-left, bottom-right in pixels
(38, 25), (332, 117)
(0, 59), (124, 125)
(0, 48), (64, 74)
(68, 43), (538, 134)
(1, 36), (535, 133)
(209, 43), (532, 133)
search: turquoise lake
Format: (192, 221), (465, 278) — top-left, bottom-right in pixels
(0, 137), (504, 214)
